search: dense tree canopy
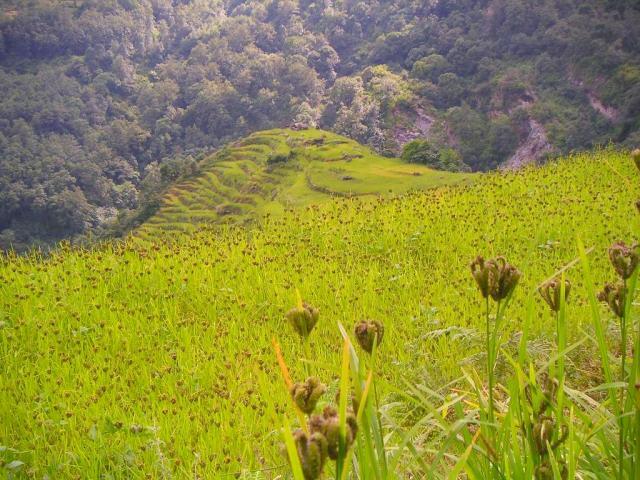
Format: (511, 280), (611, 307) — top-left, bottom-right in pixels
(401, 139), (467, 172)
(1, 0), (639, 249)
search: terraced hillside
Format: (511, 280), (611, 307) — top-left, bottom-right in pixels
(137, 129), (473, 240)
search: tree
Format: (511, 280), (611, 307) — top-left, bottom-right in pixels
(401, 139), (466, 172)
(411, 54), (450, 82)
(437, 72), (464, 108)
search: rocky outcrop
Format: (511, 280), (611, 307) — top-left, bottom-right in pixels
(391, 107), (435, 154)
(586, 92), (619, 121)
(568, 71), (620, 122)
(502, 119), (553, 170)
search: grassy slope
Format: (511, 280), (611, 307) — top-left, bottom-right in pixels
(137, 128), (473, 240)
(0, 149), (638, 478)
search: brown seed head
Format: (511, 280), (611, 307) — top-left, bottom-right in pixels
(309, 405), (358, 460)
(598, 282), (627, 318)
(290, 429), (328, 480)
(487, 256), (522, 302)
(470, 256), (490, 298)
(537, 374), (559, 415)
(286, 303), (320, 338)
(535, 463), (553, 480)
(290, 377), (326, 415)
(608, 241), (639, 280)
(354, 320), (384, 353)
(535, 461), (568, 480)
(538, 277), (571, 312)
(632, 149), (640, 172)
(533, 416), (555, 455)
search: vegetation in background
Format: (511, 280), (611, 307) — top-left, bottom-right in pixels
(0, 148), (637, 478)
(401, 139), (467, 172)
(1, 0), (639, 247)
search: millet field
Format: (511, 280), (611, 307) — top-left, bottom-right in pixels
(1, 148), (639, 479)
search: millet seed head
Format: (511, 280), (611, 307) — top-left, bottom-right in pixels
(309, 405), (358, 460)
(286, 302), (320, 338)
(532, 416), (555, 455)
(470, 256), (490, 299)
(537, 374), (560, 415)
(538, 277), (571, 312)
(487, 256), (522, 301)
(536, 461), (568, 480)
(472, 256), (521, 301)
(535, 463), (553, 480)
(608, 241), (639, 280)
(290, 377), (326, 415)
(290, 429), (328, 480)
(354, 320), (384, 353)
(540, 374), (559, 400)
(597, 282), (627, 318)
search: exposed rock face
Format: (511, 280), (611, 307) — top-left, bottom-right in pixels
(587, 92), (619, 122)
(391, 107), (435, 154)
(502, 119), (553, 170)
(568, 71), (620, 122)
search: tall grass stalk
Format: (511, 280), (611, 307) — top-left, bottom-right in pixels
(485, 296), (494, 431)
(622, 269), (639, 479)
(618, 277), (627, 480)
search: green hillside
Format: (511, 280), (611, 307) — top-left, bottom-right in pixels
(137, 129), (473, 240)
(1, 149), (639, 478)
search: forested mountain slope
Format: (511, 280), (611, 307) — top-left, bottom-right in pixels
(1, 0), (639, 248)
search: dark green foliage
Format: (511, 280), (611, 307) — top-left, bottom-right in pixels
(401, 140), (466, 172)
(267, 153), (292, 166)
(402, 140), (468, 172)
(445, 106), (520, 171)
(411, 54), (450, 82)
(402, 140), (440, 166)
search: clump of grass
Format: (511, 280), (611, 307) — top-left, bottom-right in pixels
(396, 152), (640, 479)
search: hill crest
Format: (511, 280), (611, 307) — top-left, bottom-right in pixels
(136, 129), (474, 240)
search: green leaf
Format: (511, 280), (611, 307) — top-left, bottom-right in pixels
(282, 420), (305, 480)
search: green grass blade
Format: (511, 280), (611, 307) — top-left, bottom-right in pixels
(336, 339), (351, 478)
(577, 238), (617, 412)
(282, 419), (305, 480)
